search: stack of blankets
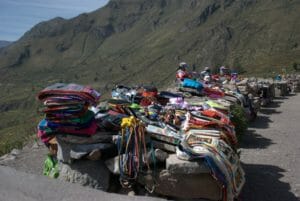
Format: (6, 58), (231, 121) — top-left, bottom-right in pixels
(37, 83), (101, 144)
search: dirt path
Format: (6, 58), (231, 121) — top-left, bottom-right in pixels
(240, 94), (300, 201)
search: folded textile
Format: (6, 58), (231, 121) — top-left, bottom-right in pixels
(45, 109), (88, 119)
(182, 79), (203, 91)
(38, 119), (98, 136)
(43, 104), (88, 114)
(39, 116), (95, 130)
(179, 137), (245, 201)
(46, 110), (95, 125)
(37, 129), (54, 144)
(159, 91), (183, 99)
(43, 96), (86, 106)
(203, 87), (225, 99)
(38, 83), (101, 105)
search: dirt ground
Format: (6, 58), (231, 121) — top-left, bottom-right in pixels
(1, 94), (300, 201)
(240, 94), (300, 201)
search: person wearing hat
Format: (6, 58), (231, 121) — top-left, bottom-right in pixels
(200, 66), (211, 79)
(219, 66), (231, 83)
(219, 66), (226, 75)
(176, 62), (191, 82)
(203, 75), (211, 82)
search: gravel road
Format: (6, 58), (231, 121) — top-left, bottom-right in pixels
(1, 93), (300, 201)
(240, 94), (300, 201)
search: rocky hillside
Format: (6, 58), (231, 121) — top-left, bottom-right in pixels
(0, 0), (299, 154)
(0, 41), (11, 48)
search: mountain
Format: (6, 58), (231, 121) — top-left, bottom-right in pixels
(0, 41), (12, 48)
(0, 0), (299, 154)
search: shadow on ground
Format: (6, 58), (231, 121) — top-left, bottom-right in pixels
(263, 100), (284, 108)
(240, 129), (274, 149)
(241, 163), (299, 201)
(274, 96), (289, 100)
(249, 97), (287, 129)
(242, 95), (294, 148)
(259, 108), (282, 115)
(249, 115), (273, 129)
(259, 99), (283, 115)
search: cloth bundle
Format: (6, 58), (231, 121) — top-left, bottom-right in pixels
(37, 83), (101, 144)
(178, 136), (245, 201)
(182, 78), (203, 91)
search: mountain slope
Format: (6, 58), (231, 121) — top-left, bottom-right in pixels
(0, 41), (12, 48)
(0, 0), (299, 154)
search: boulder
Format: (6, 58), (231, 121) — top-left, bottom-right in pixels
(105, 155), (121, 175)
(0, 154), (16, 162)
(56, 135), (114, 163)
(10, 148), (21, 156)
(59, 160), (111, 191)
(156, 170), (222, 200)
(166, 154), (209, 174)
(138, 154), (222, 200)
(274, 81), (288, 97)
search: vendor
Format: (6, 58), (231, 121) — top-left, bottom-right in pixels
(203, 75), (211, 85)
(220, 66), (230, 76)
(176, 62), (191, 81)
(200, 67), (211, 78)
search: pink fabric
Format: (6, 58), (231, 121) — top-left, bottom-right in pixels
(57, 120), (98, 135)
(37, 130), (53, 143)
(169, 97), (184, 104)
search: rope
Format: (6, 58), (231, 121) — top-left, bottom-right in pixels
(118, 116), (150, 188)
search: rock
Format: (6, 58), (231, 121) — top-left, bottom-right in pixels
(56, 137), (72, 164)
(86, 149), (102, 161)
(274, 81), (288, 97)
(32, 142), (39, 149)
(151, 140), (176, 152)
(127, 191), (136, 196)
(154, 149), (168, 162)
(0, 154), (9, 161)
(105, 155), (121, 175)
(10, 149), (21, 156)
(137, 155), (221, 199)
(0, 154), (16, 163)
(56, 136), (113, 163)
(166, 154), (209, 174)
(70, 150), (87, 160)
(152, 169), (222, 200)
(59, 160), (111, 191)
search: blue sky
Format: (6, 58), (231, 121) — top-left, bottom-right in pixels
(0, 0), (109, 41)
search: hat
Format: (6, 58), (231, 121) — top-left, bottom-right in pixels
(179, 62), (188, 68)
(204, 75), (211, 82)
